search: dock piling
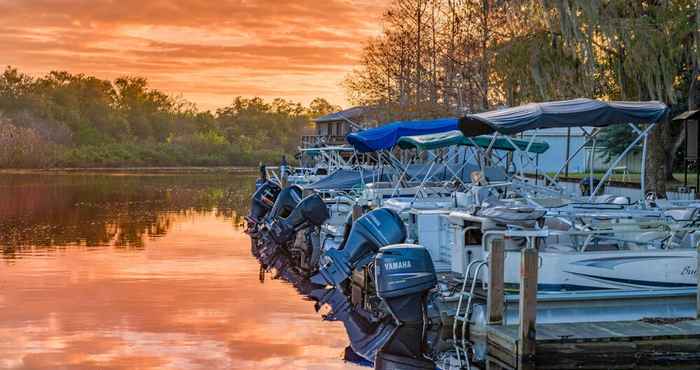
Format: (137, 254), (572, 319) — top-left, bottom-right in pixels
(518, 247), (538, 369)
(487, 239), (505, 325)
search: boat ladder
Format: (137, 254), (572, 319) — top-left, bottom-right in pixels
(452, 259), (488, 369)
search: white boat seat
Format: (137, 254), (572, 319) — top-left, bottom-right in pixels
(612, 196), (630, 205)
(664, 208), (698, 221)
(590, 194), (616, 204)
(631, 231), (668, 244)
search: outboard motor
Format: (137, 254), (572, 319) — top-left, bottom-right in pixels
(374, 245), (438, 370)
(312, 208), (406, 287)
(246, 179), (281, 256)
(266, 185), (303, 221)
(375, 245), (437, 325)
(253, 185), (302, 261)
(375, 333), (436, 370)
(268, 194), (329, 245)
(313, 287), (396, 362)
(258, 193), (329, 270)
(246, 180), (281, 228)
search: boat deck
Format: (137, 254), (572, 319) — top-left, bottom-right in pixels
(487, 318), (700, 369)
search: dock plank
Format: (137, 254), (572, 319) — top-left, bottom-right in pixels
(486, 319), (700, 369)
(490, 319), (700, 343)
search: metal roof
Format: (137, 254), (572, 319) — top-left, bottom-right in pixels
(313, 106), (368, 123)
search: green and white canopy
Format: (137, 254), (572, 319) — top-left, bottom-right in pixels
(396, 130), (550, 154)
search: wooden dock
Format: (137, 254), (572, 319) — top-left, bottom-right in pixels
(487, 319), (700, 369)
(477, 238), (700, 369)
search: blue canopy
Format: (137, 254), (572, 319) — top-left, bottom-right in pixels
(346, 118), (458, 152)
(459, 99), (668, 136)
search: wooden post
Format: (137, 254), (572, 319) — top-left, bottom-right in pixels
(351, 204), (363, 221)
(518, 247), (538, 369)
(487, 239), (505, 325)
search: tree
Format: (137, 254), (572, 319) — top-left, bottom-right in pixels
(308, 97), (340, 118)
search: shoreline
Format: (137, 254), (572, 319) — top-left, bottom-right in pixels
(0, 166), (259, 175)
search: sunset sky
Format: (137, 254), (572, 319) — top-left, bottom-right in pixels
(0, 0), (388, 110)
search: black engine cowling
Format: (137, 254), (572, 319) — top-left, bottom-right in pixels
(268, 193), (329, 244)
(374, 245), (438, 369)
(258, 193), (329, 271)
(313, 287), (396, 362)
(266, 185), (303, 221)
(245, 180), (281, 234)
(311, 208), (406, 287)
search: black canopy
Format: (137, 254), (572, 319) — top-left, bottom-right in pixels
(459, 99), (668, 136)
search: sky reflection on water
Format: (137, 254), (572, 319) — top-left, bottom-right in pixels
(0, 173), (359, 370)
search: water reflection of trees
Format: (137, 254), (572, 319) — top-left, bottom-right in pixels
(0, 172), (256, 255)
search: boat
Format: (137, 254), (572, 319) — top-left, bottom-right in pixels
(246, 98), (700, 370)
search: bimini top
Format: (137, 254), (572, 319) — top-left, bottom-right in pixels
(397, 130), (550, 154)
(346, 117), (457, 152)
(459, 99), (668, 136)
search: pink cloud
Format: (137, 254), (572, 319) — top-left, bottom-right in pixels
(0, 0), (389, 109)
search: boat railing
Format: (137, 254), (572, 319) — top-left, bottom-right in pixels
(480, 223), (700, 254)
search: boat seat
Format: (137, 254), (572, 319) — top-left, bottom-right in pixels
(664, 208), (699, 221)
(590, 194), (616, 204)
(612, 196), (630, 205)
(630, 231), (668, 245)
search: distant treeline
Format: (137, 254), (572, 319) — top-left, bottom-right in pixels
(0, 66), (339, 168)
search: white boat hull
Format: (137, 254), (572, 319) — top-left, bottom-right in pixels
(503, 250), (698, 291)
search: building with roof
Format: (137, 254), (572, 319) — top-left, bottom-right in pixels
(301, 106), (371, 148)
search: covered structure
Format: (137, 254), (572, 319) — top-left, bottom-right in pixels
(303, 106), (370, 148)
(397, 130), (550, 154)
(458, 98), (669, 200)
(346, 117), (458, 152)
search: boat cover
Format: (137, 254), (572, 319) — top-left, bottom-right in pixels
(305, 168), (391, 191)
(459, 99), (668, 136)
(346, 118), (458, 152)
(404, 163), (480, 182)
(396, 130), (549, 153)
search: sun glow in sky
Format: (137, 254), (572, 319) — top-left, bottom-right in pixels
(0, 0), (388, 110)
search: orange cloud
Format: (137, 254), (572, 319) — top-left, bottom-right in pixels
(0, 0), (389, 110)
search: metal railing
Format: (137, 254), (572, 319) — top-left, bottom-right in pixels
(300, 135), (346, 148)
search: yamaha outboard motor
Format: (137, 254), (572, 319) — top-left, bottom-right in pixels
(374, 245), (437, 370)
(258, 193), (329, 270)
(375, 332), (436, 370)
(313, 287), (396, 362)
(312, 208), (406, 287)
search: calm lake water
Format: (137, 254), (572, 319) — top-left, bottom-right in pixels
(0, 172), (359, 370)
